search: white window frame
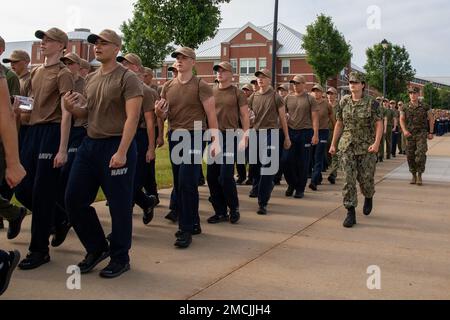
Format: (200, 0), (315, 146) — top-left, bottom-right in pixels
(245, 33), (252, 40)
(259, 58), (267, 70)
(72, 45), (77, 53)
(240, 58), (256, 75)
(230, 59), (238, 74)
(281, 59), (290, 74)
(154, 68), (162, 79)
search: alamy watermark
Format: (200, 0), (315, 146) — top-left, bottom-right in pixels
(169, 122), (280, 176)
(367, 265), (382, 290)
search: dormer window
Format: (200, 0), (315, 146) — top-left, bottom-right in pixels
(245, 33), (252, 40)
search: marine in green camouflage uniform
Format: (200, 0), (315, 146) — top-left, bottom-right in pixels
(400, 87), (435, 186)
(326, 87), (339, 184)
(384, 101), (397, 159)
(377, 99), (388, 162)
(330, 72), (383, 228)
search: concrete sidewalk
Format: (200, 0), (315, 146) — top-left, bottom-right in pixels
(2, 136), (450, 300)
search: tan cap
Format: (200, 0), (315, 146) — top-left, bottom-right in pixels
(35, 28), (68, 48)
(408, 87), (420, 94)
(326, 87), (337, 95)
(87, 29), (122, 47)
(143, 67), (154, 74)
(213, 61), (233, 73)
(390, 100), (396, 104)
(171, 47), (196, 60)
(117, 53), (142, 67)
(60, 52), (81, 65)
(80, 59), (91, 70)
(2, 50), (31, 63)
(255, 68), (272, 79)
(167, 63), (177, 72)
(242, 84), (253, 91)
(312, 83), (324, 92)
(290, 75), (306, 84)
(383, 98), (389, 103)
(277, 84), (289, 91)
(376, 96), (383, 101)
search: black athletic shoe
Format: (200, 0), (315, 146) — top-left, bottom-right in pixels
(236, 177), (245, 185)
(309, 183), (317, 191)
(0, 250), (20, 296)
(328, 175), (336, 185)
(257, 206), (267, 215)
(0, 218), (4, 230)
(78, 249), (110, 274)
(174, 231), (192, 249)
(175, 225), (202, 237)
(51, 222), (71, 247)
(249, 189), (258, 198)
(7, 207), (27, 240)
(143, 206), (154, 225)
(285, 186), (295, 197)
(99, 261), (130, 279)
(294, 191), (305, 199)
(207, 214), (229, 224)
(165, 210), (178, 223)
(229, 210), (240, 224)
(18, 252), (50, 270)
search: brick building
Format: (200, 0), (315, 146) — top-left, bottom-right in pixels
(154, 22), (349, 94)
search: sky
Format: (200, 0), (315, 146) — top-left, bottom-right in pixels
(1, 0), (449, 76)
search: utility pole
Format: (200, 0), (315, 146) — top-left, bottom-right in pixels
(271, 0), (279, 88)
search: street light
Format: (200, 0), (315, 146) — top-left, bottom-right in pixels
(381, 39), (388, 98)
(271, 0), (279, 88)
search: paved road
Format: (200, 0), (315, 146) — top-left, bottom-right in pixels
(2, 136), (450, 300)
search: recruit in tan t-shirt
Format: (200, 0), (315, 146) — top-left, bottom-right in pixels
(161, 76), (213, 131)
(73, 76), (87, 128)
(285, 92), (319, 130)
(29, 62), (74, 125)
(84, 64), (143, 139)
(316, 99), (333, 129)
(139, 84), (158, 129)
(249, 87), (284, 130)
(213, 85), (248, 131)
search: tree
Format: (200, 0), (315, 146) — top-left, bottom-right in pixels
(301, 14), (352, 86)
(364, 41), (415, 101)
(121, 0), (230, 68)
(439, 89), (450, 110)
(423, 83), (441, 109)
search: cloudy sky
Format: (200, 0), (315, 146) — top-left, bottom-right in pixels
(1, 0), (449, 76)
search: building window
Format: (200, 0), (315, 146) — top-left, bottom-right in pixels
(245, 33), (252, 40)
(154, 68), (162, 78)
(168, 71), (174, 79)
(259, 58), (267, 70)
(230, 59), (238, 74)
(282, 59), (290, 74)
(36, 49), (41, 61)
(72, 45), (77, 53)
(223, 46), (227, 56)
(240, 59), (256, 75)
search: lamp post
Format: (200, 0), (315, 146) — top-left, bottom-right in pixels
(381, 39), (388, 98)
(271, 0), (279, 88)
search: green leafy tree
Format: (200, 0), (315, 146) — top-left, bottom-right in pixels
(423, 83), (441, 108)
(301, 14), (352, 86)
(364, 41), (415, 101)
(121, 0), (230, 68)
(439, 89), (450, 110)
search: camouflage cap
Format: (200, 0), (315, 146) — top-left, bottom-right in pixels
(348, 71), (366, 83)
(408, 87), (420, 94)
(312, 83), (324, 92)
(326, 87), (337, 95)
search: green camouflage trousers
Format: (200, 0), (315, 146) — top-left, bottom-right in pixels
(385, 127), (392, 158)
(341, 151), (377, 209)
(378, 134), (385, 159)
(329, 136), (341, 178)
(406, 131), (428, 174)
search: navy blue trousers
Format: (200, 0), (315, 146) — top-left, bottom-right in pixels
(134, 128), (155, 211)
(15, 124), (62, 254)
(311, 129), (329, 186)
(168, 130), (203, 233)
(282, 128), (313, 193)
(65, 137), (137, 264)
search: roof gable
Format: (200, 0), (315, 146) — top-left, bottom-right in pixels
(223, 22), (273, 43)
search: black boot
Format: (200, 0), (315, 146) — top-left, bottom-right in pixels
(363, 198), (373, 216)
(343, 207), (356, 228)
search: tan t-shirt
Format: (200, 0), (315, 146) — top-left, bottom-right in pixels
(19, 72), (31, 97)
(249, 87), (284, 130)
(161, 76), (213, 131)
(285, 92), (319, 130)
(139, 84), (157, 129)
(85, 64), (143, 139)
(29, 62), (74, 125)
(73, 76), (87, 128)
(316, 99), (333, 129)
(213, 85), (247, 131)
